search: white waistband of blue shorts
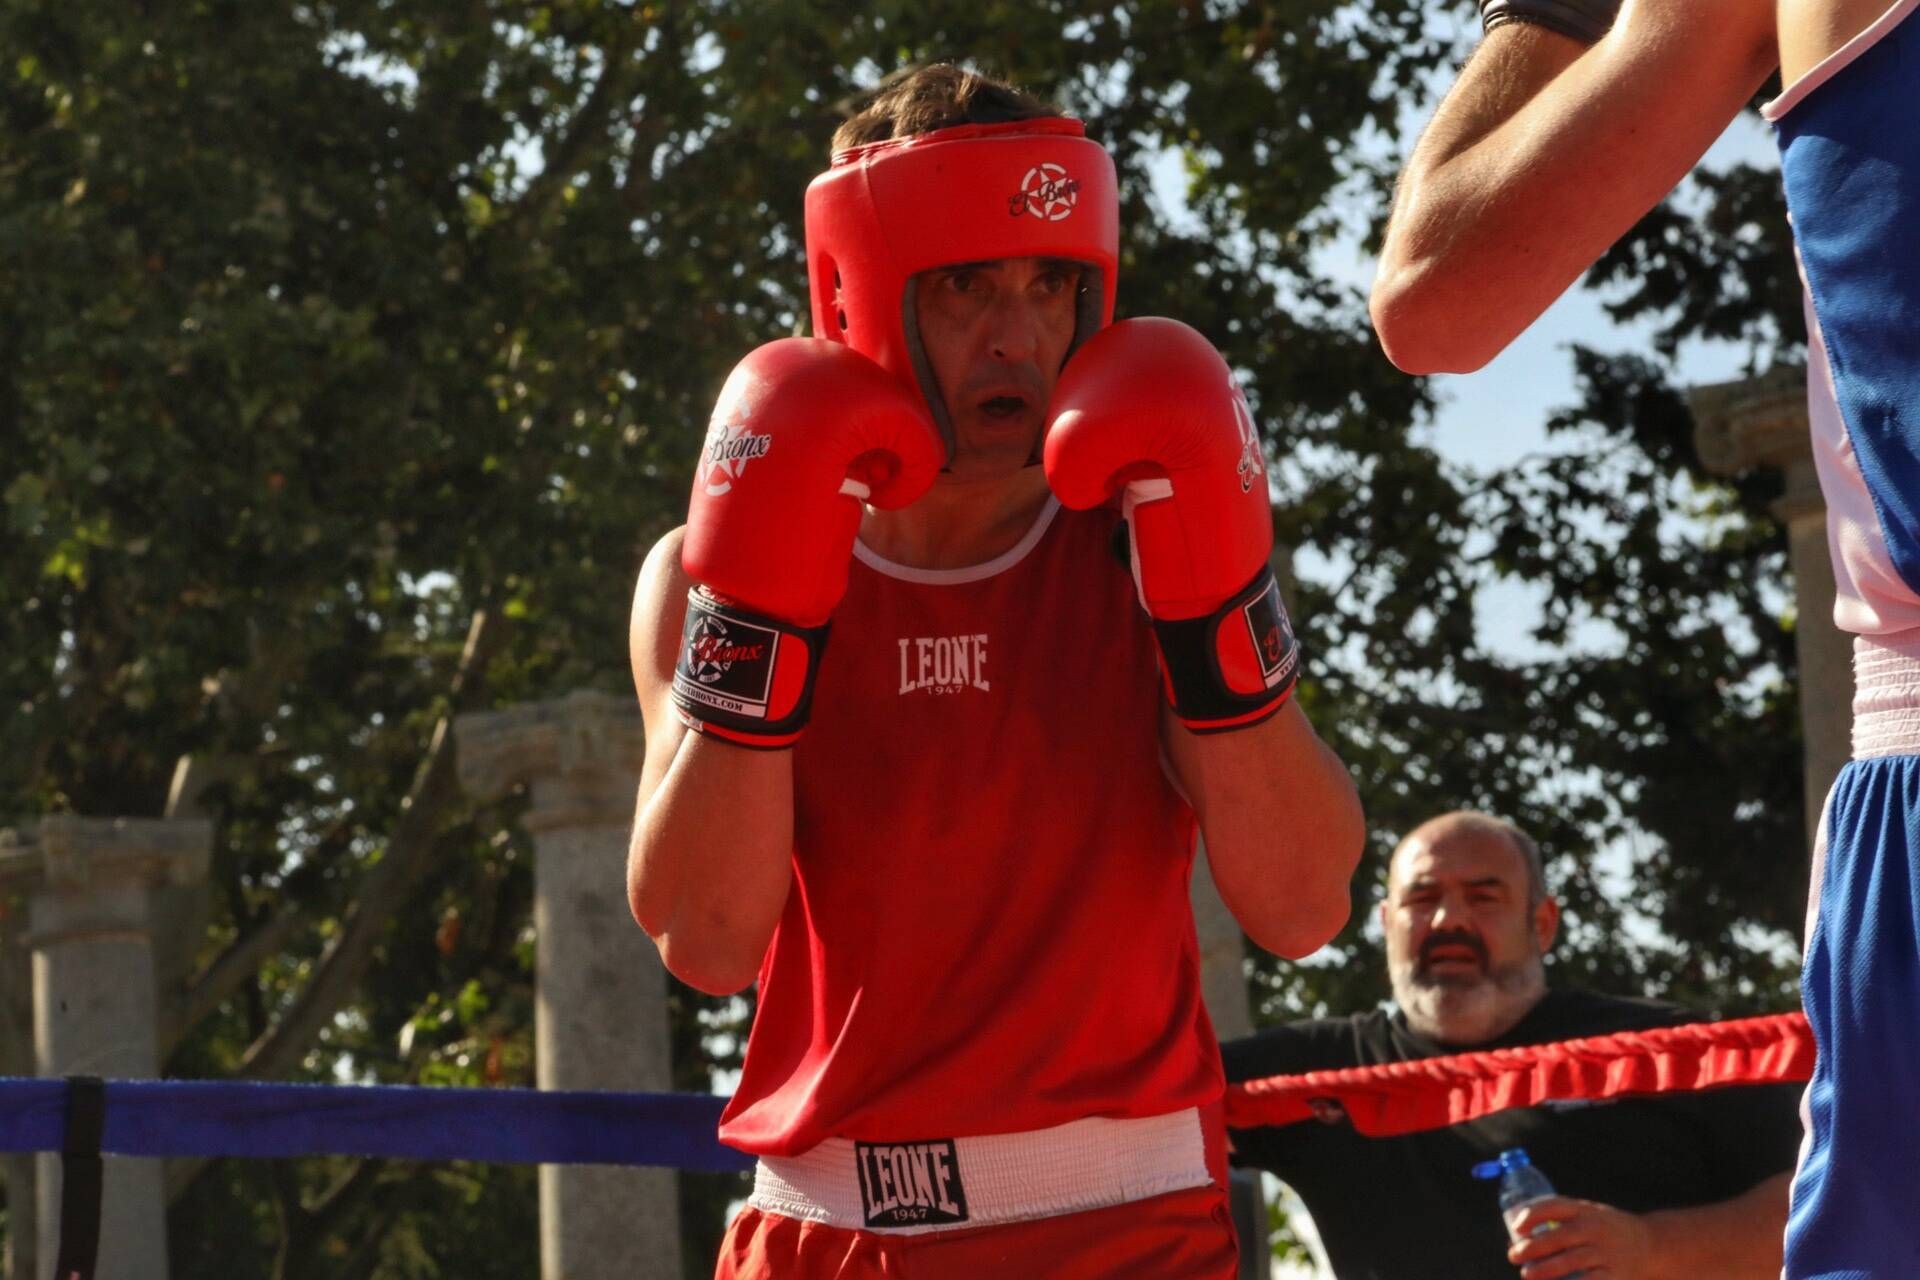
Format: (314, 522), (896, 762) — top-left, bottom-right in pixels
(1854, 634), (1920, 759)
(746, 1107), (1210, 1236)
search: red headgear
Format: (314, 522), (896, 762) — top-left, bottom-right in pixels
(803, 118), (1121, 456)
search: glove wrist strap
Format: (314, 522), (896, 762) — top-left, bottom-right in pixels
(671, 586), (830, 749)
(1152, 565), (1301, 734)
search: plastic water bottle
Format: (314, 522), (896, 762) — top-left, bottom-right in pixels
(1471, 1148), (1586, 1278)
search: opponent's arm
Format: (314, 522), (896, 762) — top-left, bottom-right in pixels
(1046, 318), (1364, 959)
(626, 340), (943, 995)
(1505, 1170), (1790, 1280)
(1371, 0), (1777, 374)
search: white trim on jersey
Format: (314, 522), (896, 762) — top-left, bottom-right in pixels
(853, 496), (1063, 584)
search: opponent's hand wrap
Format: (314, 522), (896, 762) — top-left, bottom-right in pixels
(1480, 0), (1622, 44)
(670, 586), (831, 750)
(1151, 564), (1301, 734)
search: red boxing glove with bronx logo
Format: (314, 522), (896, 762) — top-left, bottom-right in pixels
(1044, 318), (1300, 733)
(676, 339), (943, 748)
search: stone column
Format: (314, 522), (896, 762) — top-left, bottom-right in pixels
(1193, 842), (1269, 1275)
(1191, 837), (1274, 1274)
(1692, 367), (1852, 852)
(1196, 831), (1275, 1280)
(0, 817), (210, 1280)
(1191, 856), (1254, 1043)
(457, 691), (681, 1280)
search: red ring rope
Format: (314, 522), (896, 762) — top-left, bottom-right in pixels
(1223, 1011), (1813, 1137)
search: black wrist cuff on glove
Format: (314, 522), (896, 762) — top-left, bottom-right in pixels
(671, 586), (830, 749)
(1480, 0), (1622, 44)
(1152, 565), (1302, 734)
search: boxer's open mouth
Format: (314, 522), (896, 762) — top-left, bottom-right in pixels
(980, 395), (1027, 419)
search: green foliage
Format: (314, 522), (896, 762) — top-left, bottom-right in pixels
(0, 0), (1805, 1271)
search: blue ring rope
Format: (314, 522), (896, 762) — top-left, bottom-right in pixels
(0, 1078), (751, 1173)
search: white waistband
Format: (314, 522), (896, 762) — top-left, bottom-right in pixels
(1853, 636), (1920, 758)
(747, 1108), (1210, 1236)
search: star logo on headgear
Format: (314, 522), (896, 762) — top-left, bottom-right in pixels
(1008, 162), (1080, 222)
(701, 418), (774, 496)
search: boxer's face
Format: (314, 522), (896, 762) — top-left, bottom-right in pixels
(913, 256), (1084, 481)
(1381, 820), (1558, 1046)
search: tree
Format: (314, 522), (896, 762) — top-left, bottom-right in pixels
(1, 2), (1806, 1272)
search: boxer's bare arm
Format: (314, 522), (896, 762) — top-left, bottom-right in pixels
(1163, 700), (1365, 959)
(626, 528), (794, 995)
(1371, 1), (1777, 374)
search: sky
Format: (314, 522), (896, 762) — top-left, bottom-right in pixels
(1314, 108), (1781, 662)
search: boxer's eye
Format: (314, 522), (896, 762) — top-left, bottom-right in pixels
(1034, 267), (1077, 296)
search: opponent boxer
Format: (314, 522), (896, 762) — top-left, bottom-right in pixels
(626, 65), (1365, 1278)
(1369, 3), (1920, 1275)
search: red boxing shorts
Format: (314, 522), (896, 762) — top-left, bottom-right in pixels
(714, 1184), (1238, 1279)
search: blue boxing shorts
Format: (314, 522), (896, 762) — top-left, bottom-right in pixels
(1787, 647), (1920, 1278)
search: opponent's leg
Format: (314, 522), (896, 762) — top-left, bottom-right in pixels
(1786, 756), (1920, 1278)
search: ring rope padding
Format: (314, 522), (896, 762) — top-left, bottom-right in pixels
(0, 1078), (751, 1171)
(1225, 1011), (1813, 1136)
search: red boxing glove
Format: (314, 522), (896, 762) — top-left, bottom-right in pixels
(676, 339), (942, 747)
(1045, 317), (1299, 733)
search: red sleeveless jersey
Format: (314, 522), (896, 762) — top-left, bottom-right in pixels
(717, 499), (1221, 1156)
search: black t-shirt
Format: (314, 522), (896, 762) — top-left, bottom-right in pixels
(1222, 990), (1802, 1280)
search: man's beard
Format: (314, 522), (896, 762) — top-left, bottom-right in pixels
(1389, 936), (1547, 1047)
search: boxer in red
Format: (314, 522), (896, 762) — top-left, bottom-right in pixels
(627, 64), (1366, 1279)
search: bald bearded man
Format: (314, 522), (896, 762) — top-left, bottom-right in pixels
(1223, 813), (1800, 1280)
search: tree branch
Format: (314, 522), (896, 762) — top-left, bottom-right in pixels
(618, 0), (686, 213)
(160, 900), (309, 1061)
(513, 18), (641, 224)
(237, 608), (507, 1081)
(292, 1158), (408, 1280)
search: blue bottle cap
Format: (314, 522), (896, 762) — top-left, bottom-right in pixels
(1471, 1148), (1532, 1180)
